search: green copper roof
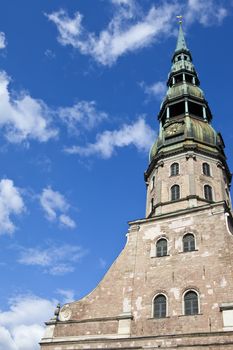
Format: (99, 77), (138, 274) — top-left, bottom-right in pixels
(175, 23), (188, 52)
(149, 116), (219, 162)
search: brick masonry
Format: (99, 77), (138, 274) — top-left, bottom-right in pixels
(40, 201), (233, 349)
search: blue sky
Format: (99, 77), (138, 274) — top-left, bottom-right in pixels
(0, 0), (232, 349)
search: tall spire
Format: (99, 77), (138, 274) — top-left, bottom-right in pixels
(175, 17), (188, 53)
(155, 15), (214, 132)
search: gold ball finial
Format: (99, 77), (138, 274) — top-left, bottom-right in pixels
(176, 15), (183, 24)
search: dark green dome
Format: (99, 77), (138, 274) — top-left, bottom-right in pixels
(149, 116), (220, 162)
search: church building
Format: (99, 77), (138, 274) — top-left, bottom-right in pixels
(40, 22), (233, 350)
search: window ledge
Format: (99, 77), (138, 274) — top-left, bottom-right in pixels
(151, 255), (170, 259)
(170, 198), (182, 203)
(178, 313), (203, 317)
(202, 174), (213, 178)
(147, 316), (170, 320)
(178, 249), (199, 254)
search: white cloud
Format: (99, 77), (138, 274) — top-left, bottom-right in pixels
(0, 295), (56, 350)
(59, 214), (76, 228)
(140, 81), (166, 100)
(186, 0), (228, 25)
(65, 117), (156, 158)
(39, 187), (76, 229)
(18, 243), (88, 275)
(56, 289), (75, 303)
(0, 71), (107, 143)
(0, 71), (57, 143)
(44, 49), (56, 59)
(47, 10), (83, 46)
(0, 179), (25, 235)
(49, 264), (74, 275)
(58, 101), (108, 133)
(111, 0), (133, 5)
(47, 1), (228, 66)
(46, 3), (178, 66)
(111, 0), (137, 15)
(0, 32), (7, 49)
(18, 248), (50, 267)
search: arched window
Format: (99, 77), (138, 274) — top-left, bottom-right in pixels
(171, 163), (179, 176)
(153, 294), (167, 318)
(171, 185), (180, 201)
(204, 185), (213, 201)
(203, 163), (210, 176)
(156, 239), (167, 257)
(183, 234), (195, 252)
(184, 291), (199, 315)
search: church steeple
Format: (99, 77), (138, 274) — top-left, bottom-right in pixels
(145, 22), (232, 218)
(172, 20), (193, 68)
(175, 20), (189, 54)
(158, 20), (212, 126)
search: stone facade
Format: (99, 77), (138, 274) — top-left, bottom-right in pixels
(40, 24), (233, 350)
(40, 203), (233, 349)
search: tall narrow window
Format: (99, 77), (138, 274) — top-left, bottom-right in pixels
(156, 239), (167, 257)
(171, 163), (179, 176)
(151, 176), (155, 190)
(153, 294), (167, 318)
(183, 234), (195, 252)
(150, 198), (154, 212)
(203, 163), (210, 176)
(184, 291), (199, 315)
(171, 185), (180, 201)
(204, 185), (213, 201)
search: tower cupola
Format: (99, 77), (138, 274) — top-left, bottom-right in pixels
(158, 21), (212, 127)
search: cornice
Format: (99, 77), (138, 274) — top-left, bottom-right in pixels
(40, 329), (233, 346)
(145, 143), (230, 181)
(128, 201), (228, 226)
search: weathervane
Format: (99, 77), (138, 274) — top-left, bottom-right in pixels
(176, 15), (183, 24)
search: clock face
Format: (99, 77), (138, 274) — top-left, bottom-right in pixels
(165, 123), (182, 136)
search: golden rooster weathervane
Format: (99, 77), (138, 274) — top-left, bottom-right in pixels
(176, 15), (183, 24)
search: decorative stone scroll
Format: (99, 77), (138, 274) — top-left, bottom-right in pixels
(186, 152), (196, 160)
(155, 161), (164, 170)
(216, 161), (225, 170)
(59, 304), (72, 321)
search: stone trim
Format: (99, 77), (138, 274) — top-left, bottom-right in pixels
(145, 145), (230, 181)
(40, 330), (233, 345)
(45, 320), (57, 326)
(220, 303), (233, 311)
(54, 314), (133, 325)
(128, 201), (227, 225)
(40, 333), (131, 344)
(152, 194), (211, 213)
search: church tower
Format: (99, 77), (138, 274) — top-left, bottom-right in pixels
(40, 23), (233, 350)
(145, 21), (231, 219)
